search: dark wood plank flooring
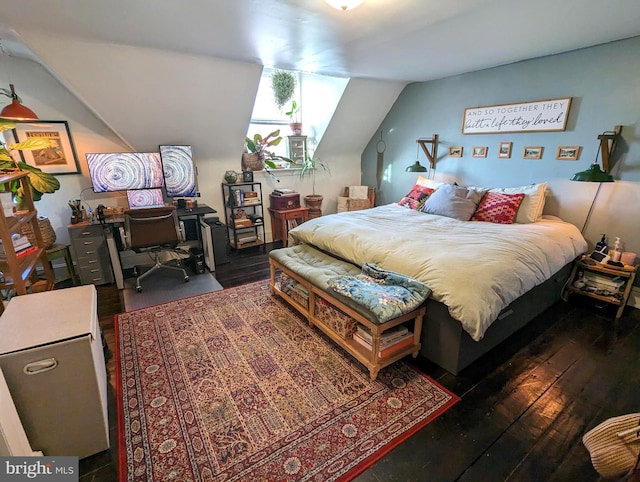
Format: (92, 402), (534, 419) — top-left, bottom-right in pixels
(79, 243), (640, 481)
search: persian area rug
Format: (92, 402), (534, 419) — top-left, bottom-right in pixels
(116, 280), (459, 481)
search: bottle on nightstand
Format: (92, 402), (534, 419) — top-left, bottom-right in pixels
(610, 237), (623, 263)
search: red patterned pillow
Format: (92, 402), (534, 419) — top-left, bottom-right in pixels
(397, 184), (435, 209)
(471, 192), (525, 224)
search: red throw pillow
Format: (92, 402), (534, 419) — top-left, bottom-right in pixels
(471, 192), (525, 224)
(397, 184), (435, 210)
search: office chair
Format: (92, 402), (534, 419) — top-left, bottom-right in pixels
(120, 206), (190, 292)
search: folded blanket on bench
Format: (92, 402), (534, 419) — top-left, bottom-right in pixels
(327, 263), (431, 323)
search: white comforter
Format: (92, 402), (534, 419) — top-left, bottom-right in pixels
(288, 204), (587, 341)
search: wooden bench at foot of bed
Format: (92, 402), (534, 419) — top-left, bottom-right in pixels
(269, 244), (425, 381)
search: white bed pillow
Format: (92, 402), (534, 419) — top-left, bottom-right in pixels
(415, 176), (446, 191)
(468, 182), (547, 223)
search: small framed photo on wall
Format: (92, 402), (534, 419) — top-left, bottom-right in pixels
(556, 146), (580, 160)
(498, 141), (512, 159)
(522, 146), (543, 160)
(449, 146), (463, 157)
(472, 146), (487, 158)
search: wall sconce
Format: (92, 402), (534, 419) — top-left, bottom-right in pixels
(571, 126), (622, 233)
(406, 135), (439, 172)
(324, 0), (365, 11)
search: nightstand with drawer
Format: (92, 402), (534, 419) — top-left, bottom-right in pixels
(68, 223), (114, 285)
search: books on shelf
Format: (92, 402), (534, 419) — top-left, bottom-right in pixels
(15, 245), (38, 259)
(352, 329), (414, 358)
(272, 188), (296, 196)
(0, 234), (33, 256)
(356, 325), (409, 346)
(231, 190), (261, 206)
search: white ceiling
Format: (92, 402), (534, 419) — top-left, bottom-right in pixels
(1, 0), (640, 83)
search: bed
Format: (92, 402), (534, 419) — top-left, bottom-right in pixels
(287, 181), (588, 374)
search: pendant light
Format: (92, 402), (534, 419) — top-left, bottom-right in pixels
(406, 144), (427, 172)
(0, 84), (39, 121)
(324, 0), (365, 11)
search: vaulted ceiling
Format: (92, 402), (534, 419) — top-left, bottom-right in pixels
(2, 0), (640, 83)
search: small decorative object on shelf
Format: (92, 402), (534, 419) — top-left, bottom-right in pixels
(224, 170), (238, 184)
(242, 170), (253, 182)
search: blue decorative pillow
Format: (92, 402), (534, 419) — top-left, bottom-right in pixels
(419, 183), (485, 220)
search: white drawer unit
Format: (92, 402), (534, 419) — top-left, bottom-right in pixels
(0, 285), (109, 458)
(68, 223), (114, 285)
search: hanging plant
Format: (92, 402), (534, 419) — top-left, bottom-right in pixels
(271, 70), (296, 109)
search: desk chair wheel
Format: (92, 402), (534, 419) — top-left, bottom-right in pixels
(136, 285), (142, 292)
(184, 275), (190, 282)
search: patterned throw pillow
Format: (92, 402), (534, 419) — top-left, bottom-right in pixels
(397, 184), (435, 209)
(471, 192), (525, 224)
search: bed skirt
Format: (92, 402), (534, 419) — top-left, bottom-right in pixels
(421, 262), (573, 374)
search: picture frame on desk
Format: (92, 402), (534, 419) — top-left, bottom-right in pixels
(5, 120), (80, 175)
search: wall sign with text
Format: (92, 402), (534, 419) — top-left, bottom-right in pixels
(462, 97), (572, 134)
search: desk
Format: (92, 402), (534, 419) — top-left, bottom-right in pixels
(268, 207), (309, 247)
(70, 204), (217, 289)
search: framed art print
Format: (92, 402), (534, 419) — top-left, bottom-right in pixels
(449, 146), (463, 157)
(522, 146), (543, 160)
(7, 120), (80, 174)
(472, 146), (487, 158)
(556, 146), (580, 160)
(498, 141), (512, 159)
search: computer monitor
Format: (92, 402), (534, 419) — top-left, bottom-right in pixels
(86, 152), (165, 193)
(126, 188), (165, 209)
(159, 145), (197, 198)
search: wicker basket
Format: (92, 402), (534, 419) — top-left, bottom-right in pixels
(20, 216), (56, 249)
(242, 153), (263, 172)
(583, 413), (640, 478)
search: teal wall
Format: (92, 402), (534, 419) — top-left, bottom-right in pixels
(362, 36), (640, 253)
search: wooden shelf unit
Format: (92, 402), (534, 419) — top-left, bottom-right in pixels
(0, 171), (55, 308)
(566, 255), (637, 319)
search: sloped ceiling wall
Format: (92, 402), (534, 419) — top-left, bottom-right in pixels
(6, 30), (405, 244)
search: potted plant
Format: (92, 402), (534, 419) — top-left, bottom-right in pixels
(271, 70), (296, 110)
(243, 129), (284, 171)
(286, 100), (302, 135)
(295, 154), (329, 217)
(0, 119), (61, 247)
(0, 119), (60, 209)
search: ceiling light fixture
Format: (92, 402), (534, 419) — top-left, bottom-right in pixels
(0, 83), (39, 121)
(324, 0), (365, 11)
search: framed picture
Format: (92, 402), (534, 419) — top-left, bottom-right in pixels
(498, 141), (512, 159)
(449, 146), (463, 157)
(556, 146), (580, 160)
(522, 146), (543, 160)
(7, 120), (80, 175)
(472, 146), (487, 158)
(242, 170), (254, 182)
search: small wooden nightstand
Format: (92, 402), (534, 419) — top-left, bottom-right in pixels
(566, 255), (637, 319)
(268, 207), (310, 247)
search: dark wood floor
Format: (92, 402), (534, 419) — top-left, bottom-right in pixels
(80, 243), (640, 481)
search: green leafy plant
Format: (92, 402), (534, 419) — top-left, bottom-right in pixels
(0, 119), (61, 207)
(285, 100), (300, 123)
(295, 153), (330, 195)
(245, 129), (284, 161)
(271, 70), (296, 109)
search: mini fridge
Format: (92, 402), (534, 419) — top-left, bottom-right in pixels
(0, 285), (109, 458)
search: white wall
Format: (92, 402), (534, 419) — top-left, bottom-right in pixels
(1, 31), (404, 246)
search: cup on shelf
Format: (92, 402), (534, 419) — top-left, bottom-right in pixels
(620, 252), (636, 266)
